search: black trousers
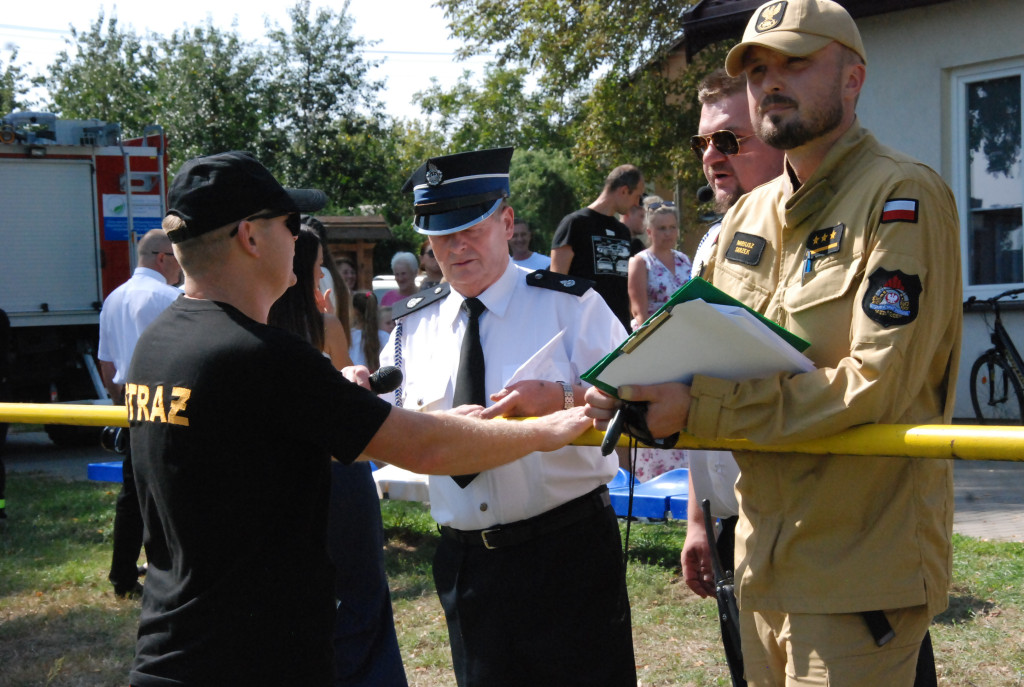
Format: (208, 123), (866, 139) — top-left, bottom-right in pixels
(327, 461), (408, 687)
(109, 445), (143, 592)
(433, 500), (636, 687)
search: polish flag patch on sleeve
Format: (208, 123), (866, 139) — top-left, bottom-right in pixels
(880, 199), (919, 223)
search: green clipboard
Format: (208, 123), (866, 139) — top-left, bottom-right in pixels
(582, 277), (811, 397)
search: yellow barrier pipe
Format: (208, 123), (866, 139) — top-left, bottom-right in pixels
(3, 402), (1024, 462)
(0, 402), (127, 427)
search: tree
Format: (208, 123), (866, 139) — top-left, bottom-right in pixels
(262, 0), (389, 211)
(154, 23), (266, 166)
(42, 12), (159, 136)
(434, 1), (731, 234)
(0, 47), (31, 114)
(438, 0), (685, 97)
(509, 148), (583, 252)
(414, 63), (569, 153)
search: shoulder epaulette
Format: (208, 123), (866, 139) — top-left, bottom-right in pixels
(525, 270), (595, 297)
(391, 283), (450, 319)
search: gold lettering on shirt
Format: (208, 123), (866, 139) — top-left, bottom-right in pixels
(168, 387), (191, 426)
(150, 385), (167, 423)
(125, 384), (136, 421)
(136, 385), (151, 422)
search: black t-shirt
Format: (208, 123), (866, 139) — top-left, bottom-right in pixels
(551, 208), (633, 329)
(126, 298), (391, 687)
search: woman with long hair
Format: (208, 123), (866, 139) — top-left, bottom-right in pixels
(268, 226), (352, 369)
(349, 291), (388, 372)
(268, 224), (407, 686)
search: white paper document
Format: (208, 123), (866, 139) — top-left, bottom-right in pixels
(594, 298), (815, 390)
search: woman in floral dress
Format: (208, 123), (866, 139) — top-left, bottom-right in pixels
(626, 200), (692, 481)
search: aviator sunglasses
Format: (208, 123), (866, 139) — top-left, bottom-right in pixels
(690, 130), (756, 158)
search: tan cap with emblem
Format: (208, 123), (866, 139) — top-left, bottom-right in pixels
(725, 0), (866, 77)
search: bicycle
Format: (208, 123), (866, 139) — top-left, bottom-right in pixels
(965, 287), (1024, 424)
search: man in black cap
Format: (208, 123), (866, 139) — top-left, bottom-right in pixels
(381, 147), (636, 687)
(125, 150), (592, 687)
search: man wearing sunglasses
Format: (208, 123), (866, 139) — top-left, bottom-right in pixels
(125, 151), (592, 687)
(587, 1), (961, 685)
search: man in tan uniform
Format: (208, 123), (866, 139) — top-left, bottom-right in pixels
(586, 1), (961, 684)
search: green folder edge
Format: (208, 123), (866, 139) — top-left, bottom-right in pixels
(582, 277), (811, 398)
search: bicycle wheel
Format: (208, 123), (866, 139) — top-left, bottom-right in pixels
(970, 351), (1024, 424)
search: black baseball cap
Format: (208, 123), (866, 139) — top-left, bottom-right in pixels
(165, 151), (328, 244)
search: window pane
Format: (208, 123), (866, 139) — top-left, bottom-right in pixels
(967, 74), (1022, 285)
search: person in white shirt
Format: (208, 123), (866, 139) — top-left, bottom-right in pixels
(382, 147), (635, 687)
(508, 219), (550, 270)
(97, 228), (182, 598)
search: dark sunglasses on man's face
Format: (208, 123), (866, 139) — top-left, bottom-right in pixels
(232, 210), (301, 237)
(690, 130), (756, 158)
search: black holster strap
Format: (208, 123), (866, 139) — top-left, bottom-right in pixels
(862, 610), (895, 647)
(440, 485), (611, 550)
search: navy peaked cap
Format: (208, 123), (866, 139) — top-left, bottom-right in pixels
(401, 147), (514, 235)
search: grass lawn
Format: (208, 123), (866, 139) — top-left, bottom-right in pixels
(1, 473), (1022, 686)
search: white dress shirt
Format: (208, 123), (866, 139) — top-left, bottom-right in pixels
(98, 267), (181, 384)
(382, 259), (626, 530)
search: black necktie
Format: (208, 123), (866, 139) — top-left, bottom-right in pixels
(451, 297), (486, 488)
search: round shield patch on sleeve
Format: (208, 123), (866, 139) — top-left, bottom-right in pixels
(862, 268), (922, 327)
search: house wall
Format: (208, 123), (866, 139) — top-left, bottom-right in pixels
(855, 0), (1024, 419)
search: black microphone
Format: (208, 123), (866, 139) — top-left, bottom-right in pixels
(368, 365), (403, 394)
(696, 185), (714, 204)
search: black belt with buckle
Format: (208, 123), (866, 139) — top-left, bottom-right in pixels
(440, 485), (612, 550)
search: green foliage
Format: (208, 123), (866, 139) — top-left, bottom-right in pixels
(509, 148), (584, 251)
(31, 1), (415, 252)
(439, 0), (686, 96)
(415, 63), (569, 153)
(434, 0), (733, 207)
(261, 0), (390, 212)
(43, 12), (160, 136)
(0, 47), (32, 114)
(152, 23), (266, 167)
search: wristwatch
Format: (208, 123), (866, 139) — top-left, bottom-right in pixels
(555, 381), (574, 410)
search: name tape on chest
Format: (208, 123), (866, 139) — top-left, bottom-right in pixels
(391, 283), (450, 319)
(725, 232), (767, 266)
(527, 269), (594, 296)
(880, 199), (919, 224)
(862, 268), (921, 327)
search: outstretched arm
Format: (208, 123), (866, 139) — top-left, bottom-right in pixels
(362, 405), (592, 476)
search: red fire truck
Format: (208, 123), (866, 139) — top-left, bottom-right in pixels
(0, 112), (168, 445)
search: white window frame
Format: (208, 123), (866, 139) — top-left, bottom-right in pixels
(954, 58), (1024, 299)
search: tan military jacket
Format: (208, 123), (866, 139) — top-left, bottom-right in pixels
(691, 123), (962, 615)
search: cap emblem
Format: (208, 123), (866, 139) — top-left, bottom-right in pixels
(425, 163), (443, 187)
(756, 1), (786, 32)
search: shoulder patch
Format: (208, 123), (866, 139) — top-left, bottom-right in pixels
(862, 268), (921, 327)
(525, 269), (594, 296)
(391, 283), (450, 319)
(880, 199), (919, 224)
(725, 232), (766, 266)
